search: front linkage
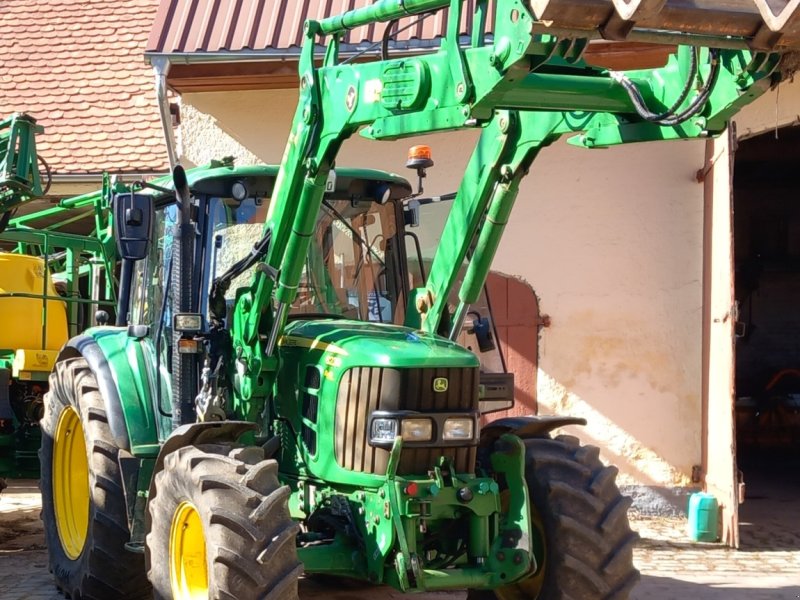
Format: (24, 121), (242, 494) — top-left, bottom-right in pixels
(296, 434), (532, 591)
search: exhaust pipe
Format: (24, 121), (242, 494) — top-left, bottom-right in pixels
(151, 56), (179, 170)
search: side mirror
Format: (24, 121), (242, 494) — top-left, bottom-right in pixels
(113, 192), (154, 261)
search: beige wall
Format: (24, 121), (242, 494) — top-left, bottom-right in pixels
(178, 75), (800, 489)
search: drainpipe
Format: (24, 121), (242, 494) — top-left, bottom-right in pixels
(151, 56), (179, 169)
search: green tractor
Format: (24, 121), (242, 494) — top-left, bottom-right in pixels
(39, 0), (800, 599)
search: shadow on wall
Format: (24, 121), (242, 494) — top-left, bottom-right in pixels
(633, 575), (800, 600)
(472, 272), (694, 497)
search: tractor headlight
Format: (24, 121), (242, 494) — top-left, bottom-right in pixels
(401, 418), (434, 442)
(370, 417), (398, 444)
(173, 313), (202, 332)
(442, 417), (475, 441)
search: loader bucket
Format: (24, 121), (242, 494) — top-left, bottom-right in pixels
(529, 0), (800, 49)
(317, 0), (800, 51)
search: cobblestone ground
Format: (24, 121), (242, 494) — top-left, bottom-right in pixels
(1, 480), (798, 600)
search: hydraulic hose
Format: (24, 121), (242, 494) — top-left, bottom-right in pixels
(612, 49), (721, 127)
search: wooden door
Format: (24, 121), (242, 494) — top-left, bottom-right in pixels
(701, 126), (740, 547)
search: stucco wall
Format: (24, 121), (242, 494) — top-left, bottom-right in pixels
(179, 87), (708, 488)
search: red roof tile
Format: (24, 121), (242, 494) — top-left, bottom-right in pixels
(147, 0), (493, 56)
(0, 0), (168, 175)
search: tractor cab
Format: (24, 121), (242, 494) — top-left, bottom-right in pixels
(127, 163), (414, 332)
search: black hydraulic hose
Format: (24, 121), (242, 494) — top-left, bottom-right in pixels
(208, 229), (272, 322)
(613, 49), (721, 127)
(627, 48), (698, 123)
(381, 19), (399, 60)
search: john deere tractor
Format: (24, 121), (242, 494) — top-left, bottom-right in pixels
(39, 1), (800, 599)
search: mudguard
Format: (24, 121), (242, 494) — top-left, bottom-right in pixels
(480, 415), (587, 448)
(57, 329), (162, 456)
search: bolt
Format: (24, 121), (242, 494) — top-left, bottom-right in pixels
(358, 506), (365, 515)
(457, 487), (474, 503)
(379, 488), (386, 498)
(373, 516), (381, 525)
(513, 551), (523, 565)
(496, 551), (505, 562)
(456, 82), (465, 98)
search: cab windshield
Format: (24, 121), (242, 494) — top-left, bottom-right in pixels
(208, 196), (405, 324)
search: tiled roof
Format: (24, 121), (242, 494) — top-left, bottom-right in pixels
(146, 0), (490, 56)
(0, 0), (168, 175)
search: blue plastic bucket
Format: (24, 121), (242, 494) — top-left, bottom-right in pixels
(688, 492), (719, 542)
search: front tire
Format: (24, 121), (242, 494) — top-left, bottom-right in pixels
(146, 443), (303, 600)
(473, 434), (640, 600)
(39, 357), (150, 599)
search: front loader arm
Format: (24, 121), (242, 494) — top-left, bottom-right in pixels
(231, 0), (795, 417)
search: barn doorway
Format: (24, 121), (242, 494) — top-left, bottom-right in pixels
(733, 125), (800, 549)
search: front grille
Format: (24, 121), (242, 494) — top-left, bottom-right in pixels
(334, 366), (479, 475)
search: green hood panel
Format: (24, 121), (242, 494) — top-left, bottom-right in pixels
(280, 319), (478, 369)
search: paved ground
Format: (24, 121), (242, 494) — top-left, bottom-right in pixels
(1, 478), (798, 600)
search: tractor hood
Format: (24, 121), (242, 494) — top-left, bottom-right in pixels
(279, 319), (478, 369)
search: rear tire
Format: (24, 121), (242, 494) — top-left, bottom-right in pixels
(146, 443), (303, 600)
(471, 434), (639, 600)
(39, 357), (150, 599)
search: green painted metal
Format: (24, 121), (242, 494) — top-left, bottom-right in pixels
(45, 1), (798, 594)
(0, 113), (43, 216)
(268, 319), (479, 489)
(216, 1), (788, 591)
(78, 327), (163, 456)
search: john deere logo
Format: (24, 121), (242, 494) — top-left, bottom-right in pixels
(433, 377), (448, 393)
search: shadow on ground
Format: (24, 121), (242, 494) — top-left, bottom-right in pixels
(634, 575), (800, 600)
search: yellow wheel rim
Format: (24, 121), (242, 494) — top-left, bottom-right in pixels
(52, 406), (89, 560)
(169, 501), (209, 600)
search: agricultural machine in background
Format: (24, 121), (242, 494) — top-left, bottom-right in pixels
(0, 180), (126, 482)
(38, 1), (800, 599)
(0, 112), (47, 233)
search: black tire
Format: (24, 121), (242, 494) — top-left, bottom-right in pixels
(471, 434), (639, 600)
(39, 357), (151, 599)
(146, 443), (303, 600)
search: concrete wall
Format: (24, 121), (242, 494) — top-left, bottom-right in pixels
(177, 76), (800, 492)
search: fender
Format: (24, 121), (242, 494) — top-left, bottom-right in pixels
(480, 415), (587, 448)
(146, 421), (259, 504)
(57, 329), (162, 456)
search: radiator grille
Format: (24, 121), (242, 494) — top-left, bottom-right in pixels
(334, 367), (479, 475)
